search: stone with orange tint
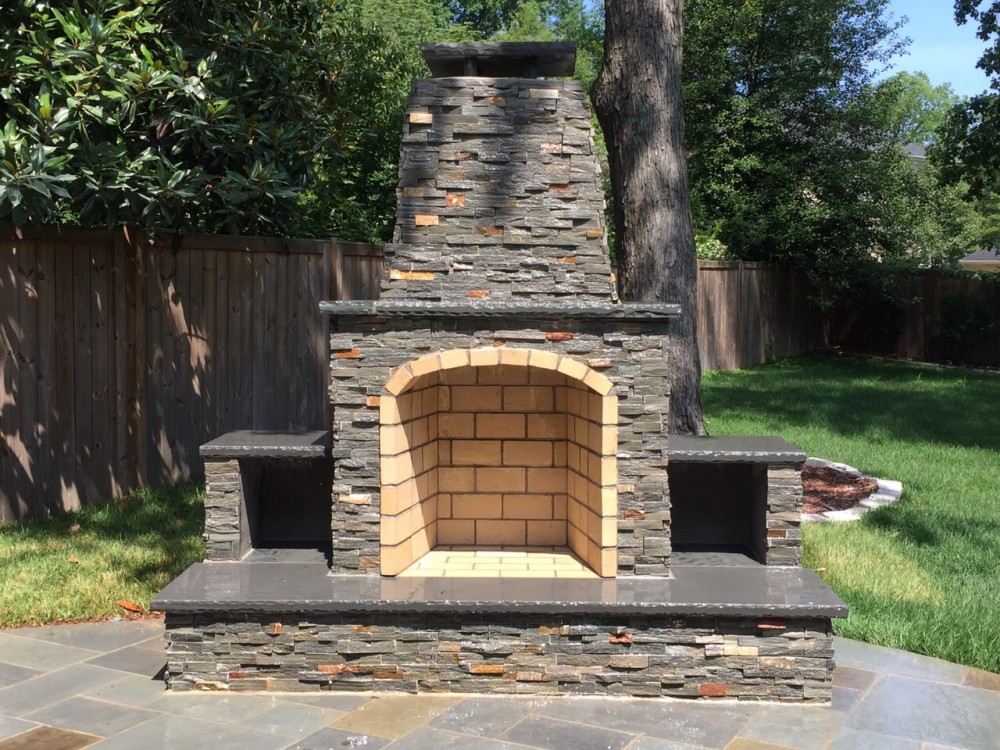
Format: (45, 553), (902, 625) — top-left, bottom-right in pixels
(699, 683), (727, 697)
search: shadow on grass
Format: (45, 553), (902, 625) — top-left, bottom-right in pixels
(703, 353), (1000, 452)
(864, 505), (1000, 571)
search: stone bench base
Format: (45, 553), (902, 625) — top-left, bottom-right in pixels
(153, 563), (845, 702)
(162, 611), (834, 701)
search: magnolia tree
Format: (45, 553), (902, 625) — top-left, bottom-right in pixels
(0, 0), (344, 234)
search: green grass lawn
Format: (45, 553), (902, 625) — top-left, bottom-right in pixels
(0, 483), (204, 628)
(703, 353), (1000, 674)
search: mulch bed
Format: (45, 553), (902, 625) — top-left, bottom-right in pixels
(802, 465), (878, 515)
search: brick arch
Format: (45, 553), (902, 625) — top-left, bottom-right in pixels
(378, 348), (618, 577)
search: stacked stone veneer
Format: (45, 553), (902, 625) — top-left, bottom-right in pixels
(202, 460), (245, 560)
(163, 613), (834, 701)
(382, 76), (611, 302)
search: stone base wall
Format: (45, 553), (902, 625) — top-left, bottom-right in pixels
(163, 613), (834, 702)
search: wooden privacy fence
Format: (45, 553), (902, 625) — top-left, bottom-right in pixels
(836, 270), (1000, 367)
(9, 229), (988, 522)
(0, 225), (384, 522)
(697, 261), (821, 371)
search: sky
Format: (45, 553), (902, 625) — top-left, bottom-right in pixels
(882, 0), (993, 97)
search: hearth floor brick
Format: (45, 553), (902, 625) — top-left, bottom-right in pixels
(1, 621), (998, 750)
(394, 546), (598, 578)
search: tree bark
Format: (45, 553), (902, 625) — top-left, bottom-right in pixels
(592, 0), (706, 436)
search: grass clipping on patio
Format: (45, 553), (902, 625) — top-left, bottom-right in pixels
(0, 483), (205, 628)
(703, 353), (1000, 675)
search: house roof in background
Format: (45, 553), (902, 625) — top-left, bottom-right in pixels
(959, 247), (1000, 272)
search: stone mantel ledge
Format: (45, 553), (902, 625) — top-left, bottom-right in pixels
(668, 436), (807, 466)
(199, 430), (330, 460)
(319, 299), (681, 321)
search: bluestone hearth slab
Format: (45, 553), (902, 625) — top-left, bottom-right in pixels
(199, 430), (330, 459)
(152, 563), (847, 617)
(668, 436), (807, 465)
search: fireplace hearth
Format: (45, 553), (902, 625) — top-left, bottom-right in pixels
(154, 41), (845, 700)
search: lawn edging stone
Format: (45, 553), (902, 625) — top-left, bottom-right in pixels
(801, 457), (903, 523)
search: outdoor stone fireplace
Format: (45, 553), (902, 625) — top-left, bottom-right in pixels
(154, 42), (846, 701)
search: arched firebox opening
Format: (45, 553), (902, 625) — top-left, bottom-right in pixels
(379, 347), (618, 577)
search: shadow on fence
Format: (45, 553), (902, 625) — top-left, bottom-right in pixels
(0, 225), (383, 522)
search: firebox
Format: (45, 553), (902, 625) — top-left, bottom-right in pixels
(377, 350), (619, 576)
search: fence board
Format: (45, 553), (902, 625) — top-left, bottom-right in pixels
(0, 242), (17, 520)
(112, 233), (128, 495)
(697, 261), (821, 371)
(35, 241), (58, 513)
(73, 243), (98, 501)
(125, 231), (147, 488)
(53, 239), (78, 512)
(233, 250), (254, 432)
(213, 244), (229, 434)
(145, 243), (165, 484)
(93, 241), (115, 503)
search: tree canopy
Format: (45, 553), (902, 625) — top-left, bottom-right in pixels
(0, 0), (347, 234)
(874, 71), (960, 147)
(2, 0), (992, 272)
(935, 2), (1000, 199)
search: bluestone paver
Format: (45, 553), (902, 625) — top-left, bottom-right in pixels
(0, 622), (996, 750)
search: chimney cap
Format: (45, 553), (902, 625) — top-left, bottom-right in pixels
(421, 41), (576, 78)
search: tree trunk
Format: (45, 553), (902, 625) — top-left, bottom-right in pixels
(592, 0), (706, 435)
